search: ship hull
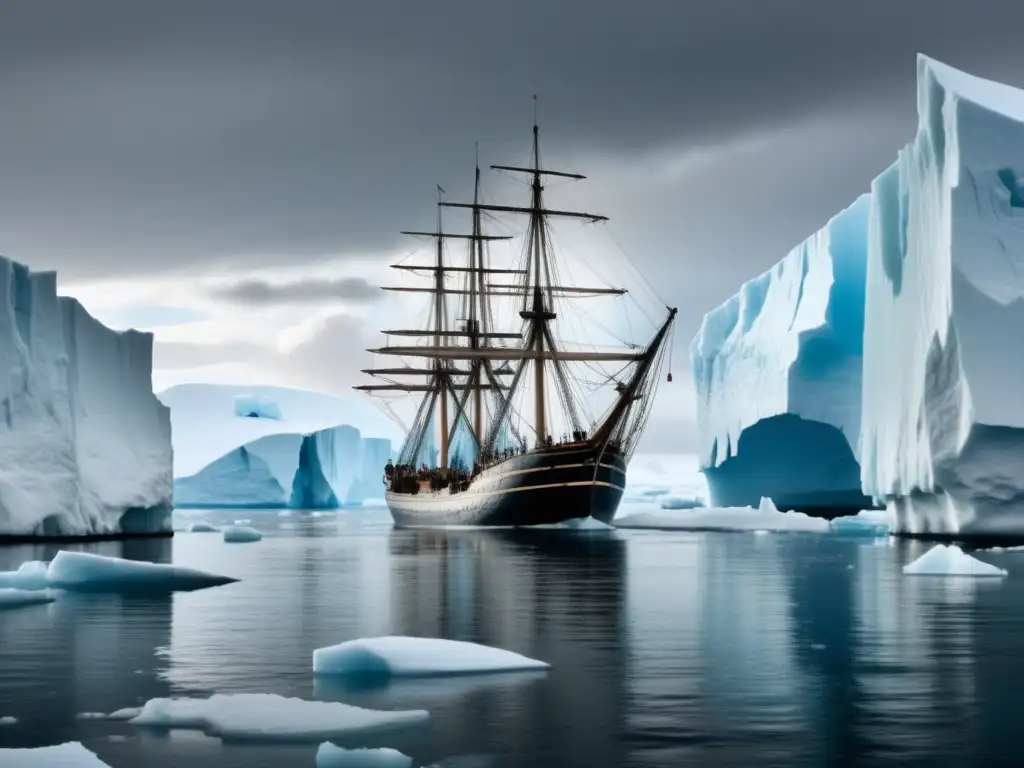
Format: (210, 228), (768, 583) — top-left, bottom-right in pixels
(386, 444), (626, 527)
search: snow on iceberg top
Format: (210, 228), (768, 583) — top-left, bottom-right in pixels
(127, 693), (428, 742)
(0, 742), (111, 766)
(47, 551), (237, 592)
(313, 636), (551, 679)
(903, 544), (1007, 577)
(920, 54), (1024, 125)
(160, 383), (403, 477)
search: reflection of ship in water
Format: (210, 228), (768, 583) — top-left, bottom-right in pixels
(384, 527), (628, 767)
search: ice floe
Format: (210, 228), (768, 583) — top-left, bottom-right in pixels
(47, 551), (236, 592)
(0, 561), (50, 590)
(0, 742), (110, 766)
(614, 497), (829, 533)
(903, 544), (1008, 577)
(313, 636), (550, 680)
(316, 743), (413, 768)
(126, 693), (427, 742)
(222, 525), (262, 543)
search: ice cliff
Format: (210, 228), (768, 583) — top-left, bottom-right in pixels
(694, 54), (1024, 535)
(0, 256), (172, 537)
(174, 424), (393, 509)
(860, 56), (1024, 536)
(690, 195), (874, 511)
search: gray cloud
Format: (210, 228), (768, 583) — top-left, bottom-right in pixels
(210, 277), (381, 305)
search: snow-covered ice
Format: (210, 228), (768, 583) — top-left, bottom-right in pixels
(0, 588), (55, 608)
(903, 544), (1008, 577)
(0, 742), (110, 766)
(858, 56), (1024, 536)
(613, 497), (830, 533)
(233, 393), (282, 420)
(222, 525), (262, 543)
(187, 522), (219, 533)
(316, 743), (413, 768)
(126, 693), (428, 742)
(0, 256), (172, 537)
(0, 560), (49, 590)
(46, 551), (236, 592)
(690, 196), (874, 511)
(313, 636), (550, 680)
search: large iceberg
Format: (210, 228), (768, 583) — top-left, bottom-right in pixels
(690, 196), (875, 511)
(860, 56), (1024, 536)
(0, 256), (172, 538)
(174, 424), (392, 509)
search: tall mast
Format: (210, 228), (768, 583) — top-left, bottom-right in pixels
(527, 124), (548, 443)
(470, 152), (485, 443)
(434, 186), (449, 469)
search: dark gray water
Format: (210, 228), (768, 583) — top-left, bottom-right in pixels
(2, 508), (1024, 767)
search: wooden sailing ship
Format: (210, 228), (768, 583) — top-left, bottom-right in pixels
(355, 119), (676, 526)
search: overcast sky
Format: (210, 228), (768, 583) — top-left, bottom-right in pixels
(4, 0), (1024, 452)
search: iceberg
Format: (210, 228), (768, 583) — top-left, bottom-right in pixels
(0, 560), (50, 590)
(316, 744), (413, 768)
(159, 383), (402, 478)
(690, 196), (875, 512)
(126, 693), (428, 742)
(0, 256), (172, 538)
(0, 742), (111, 766)
(0, 588), (55, 608)
(174, 424), (391, 510)
(313, 636), (550, 680)
(860, 56), (1024, 536)
(222, 524), (262, 543)
(903, 544), (1007, 576)
(613, 497), (830, 533)
(830, 509), (892, 537)
(46, 550), (236, 592)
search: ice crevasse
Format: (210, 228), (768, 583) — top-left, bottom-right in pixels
(0, 256), (172, 537)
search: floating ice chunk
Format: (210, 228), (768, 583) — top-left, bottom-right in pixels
(659, 496), (705, 510)
(233, 393), (282, 420)
(47, 551), (236, 592)
(0, 742), (110, 766)
(903, 545), (1008, 577)
(187, 522), (219, 533)
(0, 588), (56, 608)
(313, 636), (550, 680)
(127, 693), (427, 742)
(0, 716), (16, 725)
(0, 561), (50, 590)
(830, 511), (891, 537)
(614, 499), (829, 533)
(526, 517), (613, 531)
(753, 530), (770, 536)
(222, 525), (262, 543)
(316, 743), (412, 768)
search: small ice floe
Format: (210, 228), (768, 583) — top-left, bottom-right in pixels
(125, 693), (427, 743)
(830, 510), (891, 537)
(313, 636), (550, 681)
(222, 525), (262, 543)
(614, 497), (829, 533)
(0, 716), (16, 725)
(47, 551), (237, 593)
(187, 522), (219, 533)
(0, 588), (55, 609)
(753, 530), (770, 536)
(526, 517), (613, 531)
(659, 496), (705, 510)
(903, 544), (1008, 577)
(0, 561), (50, 590)
(316, 743), (412, 768)
(0, 742), (110, 766)
(77, 707), (141, 721)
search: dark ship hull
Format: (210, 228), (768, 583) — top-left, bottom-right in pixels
(387, 443), (626, 527)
